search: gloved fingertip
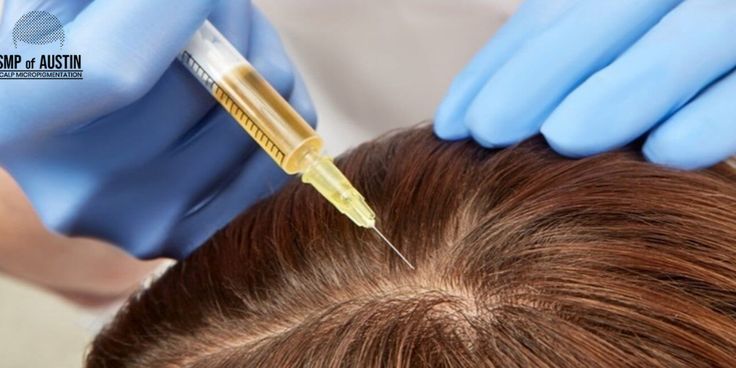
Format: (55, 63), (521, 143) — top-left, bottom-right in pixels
(642, 140), (668, 167)
(540, 121), (594, 159)
(642, 139), (693, 170)
(643, 131), (715, 171)
(464, 113), (502, 149)
(464, 101), (537, 149)
(469, 134), (501, 149)
(433, 104), (470, 140)
(434, 73), (483, 140)
(433, 123), (470, 141)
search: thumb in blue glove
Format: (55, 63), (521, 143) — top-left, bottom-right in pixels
(435, 0), (736, 170)
(0, 0), (317, 258)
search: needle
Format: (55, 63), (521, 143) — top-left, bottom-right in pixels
(372, 227), (415, 270)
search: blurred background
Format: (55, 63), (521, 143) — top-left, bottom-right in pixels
(0, 0), (512, 366)
(0, 275), (113, 368)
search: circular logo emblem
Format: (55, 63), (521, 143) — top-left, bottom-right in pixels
(13, 11), (65, 49)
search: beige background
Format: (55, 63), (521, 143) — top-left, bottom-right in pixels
(0, 0), (518, 366)
(260, 0), (518, 153)
(0, 275), (117, 368)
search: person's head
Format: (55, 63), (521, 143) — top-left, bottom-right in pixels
(87, 127), (736, 367)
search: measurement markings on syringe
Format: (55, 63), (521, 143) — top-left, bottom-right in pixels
(179, 52), (286, 164)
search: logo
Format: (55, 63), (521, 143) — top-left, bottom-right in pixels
(1, 11), (82, 80)
(13, 11), (65, 49)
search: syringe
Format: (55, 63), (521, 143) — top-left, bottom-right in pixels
(179, 20), (414, 269)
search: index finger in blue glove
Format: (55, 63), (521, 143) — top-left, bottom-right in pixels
(540, 0), (736, 158)
(434, 0), (581, 140)
(462, 0), (680, 148)
(644, 68), (736, 170)
(0, 0), (218, 147)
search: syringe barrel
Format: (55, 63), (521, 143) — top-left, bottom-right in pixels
(179, 20), (322, 174)
(179, 21), (377, 229)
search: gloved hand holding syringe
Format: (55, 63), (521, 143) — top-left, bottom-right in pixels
(180, 21), (414, 269)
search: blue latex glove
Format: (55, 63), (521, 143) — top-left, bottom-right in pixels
(436, 0), (736, 170)
(0, 0), (317, 259)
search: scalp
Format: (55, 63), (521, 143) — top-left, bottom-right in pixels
(87, 126), (736, 368)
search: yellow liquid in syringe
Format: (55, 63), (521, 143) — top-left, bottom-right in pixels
(180, 20), (414, 269)
(216, 65), (321, 174)
(213, 65), (376, 228)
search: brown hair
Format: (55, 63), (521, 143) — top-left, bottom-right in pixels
(87, 127), (736, 367)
